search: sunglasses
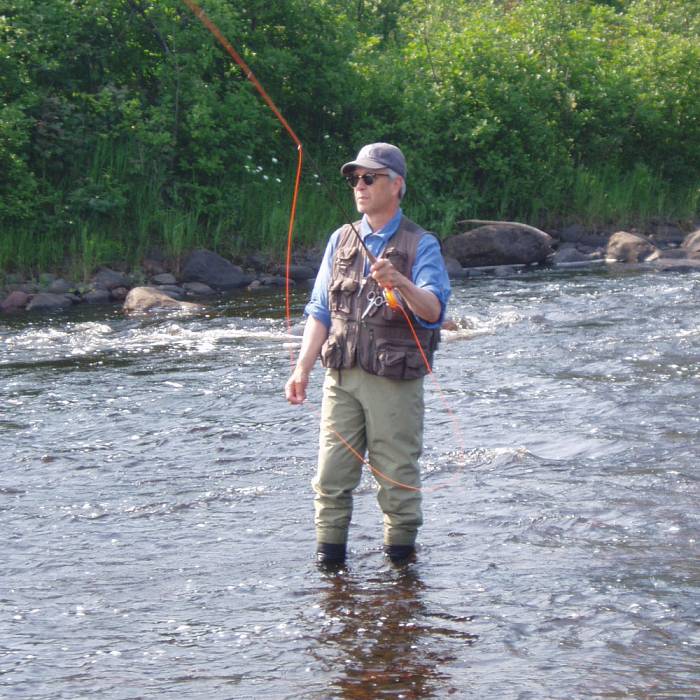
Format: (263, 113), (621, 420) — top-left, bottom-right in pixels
(345, 172), (390, 188)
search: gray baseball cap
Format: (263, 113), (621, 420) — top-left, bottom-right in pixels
(341, 143), (406, 179)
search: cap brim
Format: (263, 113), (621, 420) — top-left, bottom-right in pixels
(340, 157), (387, 176)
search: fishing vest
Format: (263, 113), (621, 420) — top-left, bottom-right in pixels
(320, 216), (441, 380)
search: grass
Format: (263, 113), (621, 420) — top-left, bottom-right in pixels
(0, 149), (697, 281)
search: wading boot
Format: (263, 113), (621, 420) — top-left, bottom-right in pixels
(384, 544), (416, 565)
(316, 542), (346, 568)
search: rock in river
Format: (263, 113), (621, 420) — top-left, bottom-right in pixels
(444, 222), (553, 267)
(123, 286), (204, 314)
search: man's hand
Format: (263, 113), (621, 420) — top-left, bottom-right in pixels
(370, 259), (442, 324)
(370, 258), (405, 290)
(285, 366), (309, 405)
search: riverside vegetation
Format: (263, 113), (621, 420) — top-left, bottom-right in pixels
(1, 0), (698, 282)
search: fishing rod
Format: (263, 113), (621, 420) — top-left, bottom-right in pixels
(180, 0), (466, 492)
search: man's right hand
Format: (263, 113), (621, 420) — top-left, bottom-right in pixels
(285, 366), (309, 405)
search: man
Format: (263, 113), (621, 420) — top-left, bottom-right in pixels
(285, 143), (451, 566)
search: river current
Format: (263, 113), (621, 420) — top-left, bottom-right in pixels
(2, 265), (699, 699)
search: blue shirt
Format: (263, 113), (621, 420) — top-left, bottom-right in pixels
(305, 208), (451, 329)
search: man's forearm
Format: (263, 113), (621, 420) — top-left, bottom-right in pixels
(296, 315), (329, 372)
(394, 278), (441, 324)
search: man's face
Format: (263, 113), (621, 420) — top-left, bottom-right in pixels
(351, 168), (402, 218)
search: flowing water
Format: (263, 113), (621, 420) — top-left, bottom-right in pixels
(2, 265), (699, 699)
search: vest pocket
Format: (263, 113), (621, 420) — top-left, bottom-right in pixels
(321, 333), (345, 369)
(329, 278), (359, 314)
(362, 337), (428, 380)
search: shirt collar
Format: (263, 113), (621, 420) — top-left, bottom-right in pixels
(360, 208), (403, 241)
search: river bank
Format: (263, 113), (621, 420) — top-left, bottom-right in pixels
(2, 221), (699, 315)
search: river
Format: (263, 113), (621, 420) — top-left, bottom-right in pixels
(2, 265), (699, 699)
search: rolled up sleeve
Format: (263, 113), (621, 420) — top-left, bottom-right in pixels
(412, 233), (451, 329)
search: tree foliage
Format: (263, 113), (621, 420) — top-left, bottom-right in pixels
(0, 0), (698, 271)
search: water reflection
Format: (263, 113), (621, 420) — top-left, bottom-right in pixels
(311, 566), (476, 698)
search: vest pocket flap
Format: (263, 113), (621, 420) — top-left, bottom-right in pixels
(340, 278), (358, 292)
(405, 350), (425, 370)
(378, 346), (424, 371)
(377, 347), (405, 368)
(333, 247), (358, 273)
(321, 334), (345, 368)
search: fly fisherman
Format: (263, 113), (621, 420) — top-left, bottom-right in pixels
(285, 143), (451, 566)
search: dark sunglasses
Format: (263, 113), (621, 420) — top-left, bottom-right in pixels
(345, 172), (390, 188)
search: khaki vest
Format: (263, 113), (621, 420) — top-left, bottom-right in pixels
(320, 216), (440, 380)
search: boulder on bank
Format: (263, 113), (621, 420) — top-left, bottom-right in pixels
(606, 231), (657, 263)
(1, 290), (31, 313)
(558, 224), (610, 248)
(152, 273), (177, 285)
(92, 267), (129, 290)
(123, 286), (204, 314)
(26, 292), (73, 312)
(444, 222), (554, 267)
(48, 278), (73, 294)
(443, 255), (467, 278)
(681, 229), (700, 258)
(181, 249), (250, 290)
(83, 288), (112, 304)
(273, 263), (316, 282)
(183, 281), (216, 296)
(552, 243), (594, 265)
(647, 220), (686, 246)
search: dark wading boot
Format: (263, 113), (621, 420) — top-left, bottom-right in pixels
(384, 544), (416, 565)
(316, 542), (346, 568)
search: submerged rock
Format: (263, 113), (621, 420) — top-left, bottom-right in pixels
(123, 286), (204, 314)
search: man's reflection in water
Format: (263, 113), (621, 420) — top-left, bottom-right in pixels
(311, 565), (476, 699)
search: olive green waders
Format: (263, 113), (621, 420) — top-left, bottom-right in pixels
(313, 366), (424, 547)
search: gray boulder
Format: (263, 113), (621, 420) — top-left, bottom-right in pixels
(558, 224), (610, 247)
(110, 286), (130, 301)
(445, 221), (554, 267)
(1, 290), (30, 313)
(83, 288), (112, 304)
(92, 267), (129, 290)
(154, 284), (186, 299)
(48, 278), (73, 294)
(647, 220), (686, 245)
(552, 244), (592, 265)
(443, 255), (466, 278)
(272, 264), (316, 281)
(152, 272), (177, 285)
(606, 231), (657, 263)
(181, 249), (250, 290)
(26, 293), (73, 312)
(183, 281), (216, 296)
(123, 286), (204, 314)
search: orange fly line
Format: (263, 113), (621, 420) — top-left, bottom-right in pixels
(182, 0), (468, 492)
